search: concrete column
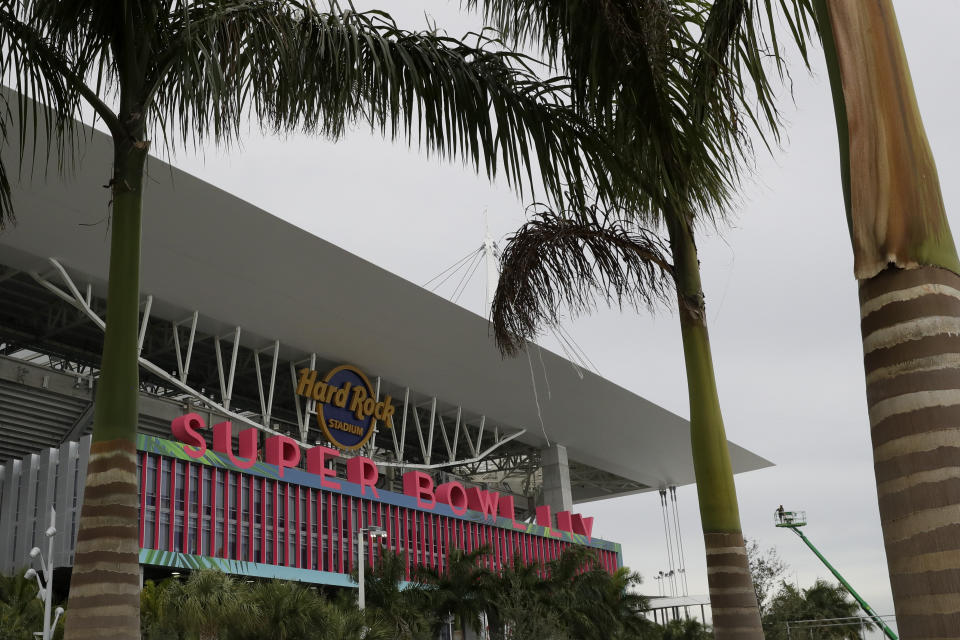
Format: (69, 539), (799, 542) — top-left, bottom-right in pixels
(541, 444), (572, 515)
(35, 447), (59, 547)
(0, 459), (20, 574)
(54, 440), (75, 563)
(15, 453), (40, 566)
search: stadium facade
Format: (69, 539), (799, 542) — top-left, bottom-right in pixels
(0, 117), (771, 589)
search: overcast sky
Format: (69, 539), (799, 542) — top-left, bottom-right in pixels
(159, 0), (960, 628)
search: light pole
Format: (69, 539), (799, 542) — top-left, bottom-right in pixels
(357, 525), (387, 611)
(445, 613), (455, 640)
(24, 507), (64, 640)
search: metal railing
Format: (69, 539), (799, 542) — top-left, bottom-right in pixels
(785, 614), (898, 639)
(774, 509), (806, 527)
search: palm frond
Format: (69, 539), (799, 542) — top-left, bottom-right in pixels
(0, 104), (13, 226)
(468, 0), (817, 223)
(149, 1), (611, 205)
(0, 3), (95, 228)
(1, 1), (615, 227)
(492, 202), (674, 355)
(688, 0), (816, 156)
(465, 1), (730, 221)
(464, 0), (687, 121)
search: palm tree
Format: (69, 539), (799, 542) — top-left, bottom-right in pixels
(315, 605), (390, 640)
(242, 580), (328, 640)
(416, 546), (492, 638)
(660, 619), (713, 640)
(540, 546), (649, 640)
(763, 579), (872, 640)
(811, 2), (960, 635)
(472, 1), (813, 637)
(0, 571), (46, 640)
(483, 553), (549, 640)
(0, 3), (611, 638)
(139, 579), (180, 640)
(166, 570), (257, 640)
(352, 551), (430, 640)
(802, 581), (873, 637)
(487, 559), (567, 640)
(600, 567), (653, 640)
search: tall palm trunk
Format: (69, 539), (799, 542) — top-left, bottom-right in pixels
(815, 1), (960, 636)
(64, 135), (148, 640)
(667, 215), (763, 639)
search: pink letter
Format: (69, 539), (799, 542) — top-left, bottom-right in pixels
(467, 488), (500, 520)
(571, 514), (594, 541)
(535, 505), (563, 538)
(498, 495), (527, 531)
(171, 413), (206, 458)
(212, 422), (257, 469)
(265, 434), (301, 478)
(346, 456), (380, 498)
(535, 504), (552, 527)
(436, 482), (468, 516)
(306, 446), (341, 489)
(556, 510), (574, 533)
(403, 471), (436, 509)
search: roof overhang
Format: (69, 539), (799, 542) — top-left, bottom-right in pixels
(0, 120), (772, 495)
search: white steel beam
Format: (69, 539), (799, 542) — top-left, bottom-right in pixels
(476, 416), (486, 453)
(254, 340), (280, 426)
(391, 388), (408, 462)
(289, 353), (317, 441)
(452, 409), (462, 460)
(137, 295), (153, 356)
(181, 311), (198, 383)
(32, 258), (532, 469)
(376, 428), (527, 470)
(214, 327), (241, 410)
(437, 412), (453, 462)
(367, 376), (382, 457)
(411, 402), (427, 463)
(425, 398), (436, 465)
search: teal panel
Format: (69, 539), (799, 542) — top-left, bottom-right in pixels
(139, 549), (356, 588)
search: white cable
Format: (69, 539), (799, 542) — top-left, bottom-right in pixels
(425, 246), (480, 288)
(525, 344), (550, 447)
(425, 247), (482, 291)
(660, 488), (678, 597)
(451, 251), (484, 304)
(556, 323), (600, 375)
(548, 327), (585, 379)
(536, 344), (552, 400)
(553, 325), (593, 376)
(670, 486), (689, 596)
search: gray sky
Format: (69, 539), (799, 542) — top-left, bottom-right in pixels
(162, 0), (960, 624)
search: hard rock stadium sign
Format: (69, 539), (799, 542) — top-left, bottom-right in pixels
(295, 365), (395, 451)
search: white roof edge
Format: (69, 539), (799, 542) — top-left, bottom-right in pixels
(0, 112), (773, 491)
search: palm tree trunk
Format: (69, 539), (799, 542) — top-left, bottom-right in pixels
(64, 138), (148, 640)
(860, 266), (960, 635)
(815, 1), (960, 635)
(666, 216), (763, 639)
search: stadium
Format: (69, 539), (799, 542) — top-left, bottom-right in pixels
(0, 118), (770, 605)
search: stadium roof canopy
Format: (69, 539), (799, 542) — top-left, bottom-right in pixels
(0, 121), (771, 502)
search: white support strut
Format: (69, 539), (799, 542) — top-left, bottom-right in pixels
(32, 258), (527, 469)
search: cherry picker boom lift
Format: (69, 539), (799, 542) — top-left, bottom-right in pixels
(774, 508), (898, 640)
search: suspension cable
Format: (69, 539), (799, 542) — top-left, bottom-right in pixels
(670, 486), (689, 595)
(660, 488), (678, 596)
